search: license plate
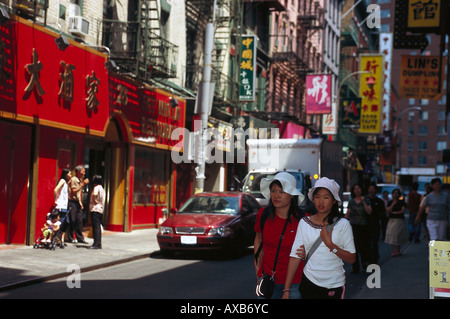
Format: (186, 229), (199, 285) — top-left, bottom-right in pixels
(180, 236), (197, 245)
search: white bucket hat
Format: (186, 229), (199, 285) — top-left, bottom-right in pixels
(260, 172), (303, 200)
(307, 177), (342, 205)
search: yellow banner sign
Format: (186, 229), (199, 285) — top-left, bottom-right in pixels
(408, 0), (440, 29)
(399, 55), (444, 100)
(429, 241), (450, 290)
(359, 55), (383, 134)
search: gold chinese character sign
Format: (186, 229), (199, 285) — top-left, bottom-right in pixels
(24, 48), (45, 96)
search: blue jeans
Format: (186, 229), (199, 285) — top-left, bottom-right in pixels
(257, 279), (301, 299)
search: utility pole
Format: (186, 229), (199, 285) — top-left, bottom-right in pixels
(195, 0), (217, 194)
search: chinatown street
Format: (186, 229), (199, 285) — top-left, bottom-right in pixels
(0, 227), (429, 300)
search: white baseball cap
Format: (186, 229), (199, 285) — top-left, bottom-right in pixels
(260, 172), (303, 200)
(307, 177), (342, 205)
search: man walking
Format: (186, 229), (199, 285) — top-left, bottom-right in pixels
(416, 178), (450, 242)
(68, 165), (89, 244)
(367, 183), (385, 264)
(407, 182), (422, 242)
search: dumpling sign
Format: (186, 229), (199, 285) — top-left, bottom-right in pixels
(399, 55), (445, 100)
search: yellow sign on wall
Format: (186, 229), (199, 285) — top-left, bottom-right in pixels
(408, 0), (441, 29)
(399, 55), (444, 100)
(359, 55), (383, 134)
(429, 241), (450, 290)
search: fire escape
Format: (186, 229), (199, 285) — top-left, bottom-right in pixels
(185, 0), (242, 117)
(102, 0), (179, 81)
(268, 0), (323, 128)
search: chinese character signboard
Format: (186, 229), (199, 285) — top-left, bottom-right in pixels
(322, 102), (337, 135)
(359, 55), (383, 134)
(408, 0), (440, 30)
(306, 74), (332, 114)
(429, 241), (450, 291)
(341, 97), (361, 128)
(239, 35), (256, 102)
(9, 21), (109, 135)
(379, 33), (393, 131)
(109, 75), (186, 149)
(399, 55), (444, 99)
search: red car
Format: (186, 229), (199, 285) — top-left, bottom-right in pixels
(157, 192), (261, 258)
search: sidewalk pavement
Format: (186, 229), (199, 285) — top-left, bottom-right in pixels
(0, 227), (432, 299)
(0, 228), (160, 291)
(351, 240), (430, 299)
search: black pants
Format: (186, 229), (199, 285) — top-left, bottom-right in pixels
(90, 211), (102, 248)
(351, 224), (370, 271)
(67, 200), (85, 242)
(299, 274), (344, 299)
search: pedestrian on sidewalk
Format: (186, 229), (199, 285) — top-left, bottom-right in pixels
(407, 182), (422, 243)
(385, 188), (407, 256)
(345, 184), (372, 273)
(88, 175), (105, 249)
(415, 178), (450, 242)
(283, 177), (355, 299)
(367, 182), (385, 264)
(54, 168), (72, 245)
(68, 165), (89, 244)
(254, 172), (304, 299)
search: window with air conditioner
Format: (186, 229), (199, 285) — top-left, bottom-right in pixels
(67, 3), (89, 37)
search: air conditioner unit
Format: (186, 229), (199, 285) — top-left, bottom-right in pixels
(68, 16), (89, 37)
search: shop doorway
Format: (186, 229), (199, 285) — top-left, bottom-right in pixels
(82, 142), (107, 227)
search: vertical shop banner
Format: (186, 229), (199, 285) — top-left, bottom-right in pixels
(239, 35), (256, 101)
(399, 55), (445, 100)
(359, 55), (383, 134)
(306, 74), (332, 114)
(379, 33), (393, 132)
(341, 97), (362, 128)
(322, 102), (337, 135)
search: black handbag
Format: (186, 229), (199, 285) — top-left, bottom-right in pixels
(255, 217), (289, 298)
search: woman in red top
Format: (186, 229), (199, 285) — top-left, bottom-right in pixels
(254, 172), (305, 299)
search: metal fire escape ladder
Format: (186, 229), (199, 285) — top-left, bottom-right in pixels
(138, 0), (161, 80)
(185, 0), (242, 111)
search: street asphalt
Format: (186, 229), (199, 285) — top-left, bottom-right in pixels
(0, 227), (432, 299)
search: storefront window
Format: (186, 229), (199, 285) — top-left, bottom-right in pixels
(133, 148), (168, 205)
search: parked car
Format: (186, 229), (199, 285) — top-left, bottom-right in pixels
(157, 192), (261, 258)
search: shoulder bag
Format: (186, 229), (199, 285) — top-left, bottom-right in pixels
(255, 217), (289, 299)
(304, 217), (340, 265)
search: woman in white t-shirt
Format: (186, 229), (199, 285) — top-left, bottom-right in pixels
(283, 177), (356, 299)
(88, 175), (105, 249)
(54, 168), (72, 245)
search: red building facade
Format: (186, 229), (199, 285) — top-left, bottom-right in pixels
(0, 14), (185, 245)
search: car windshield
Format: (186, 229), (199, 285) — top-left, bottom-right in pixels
(179, 196), (239, 215)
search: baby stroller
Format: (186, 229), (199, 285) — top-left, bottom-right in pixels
(33, 209), (64, 250)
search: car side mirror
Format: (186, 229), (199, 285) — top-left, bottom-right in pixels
(170, 208), (178, 215)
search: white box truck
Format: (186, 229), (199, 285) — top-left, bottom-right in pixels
(242, 138), (343, 207)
